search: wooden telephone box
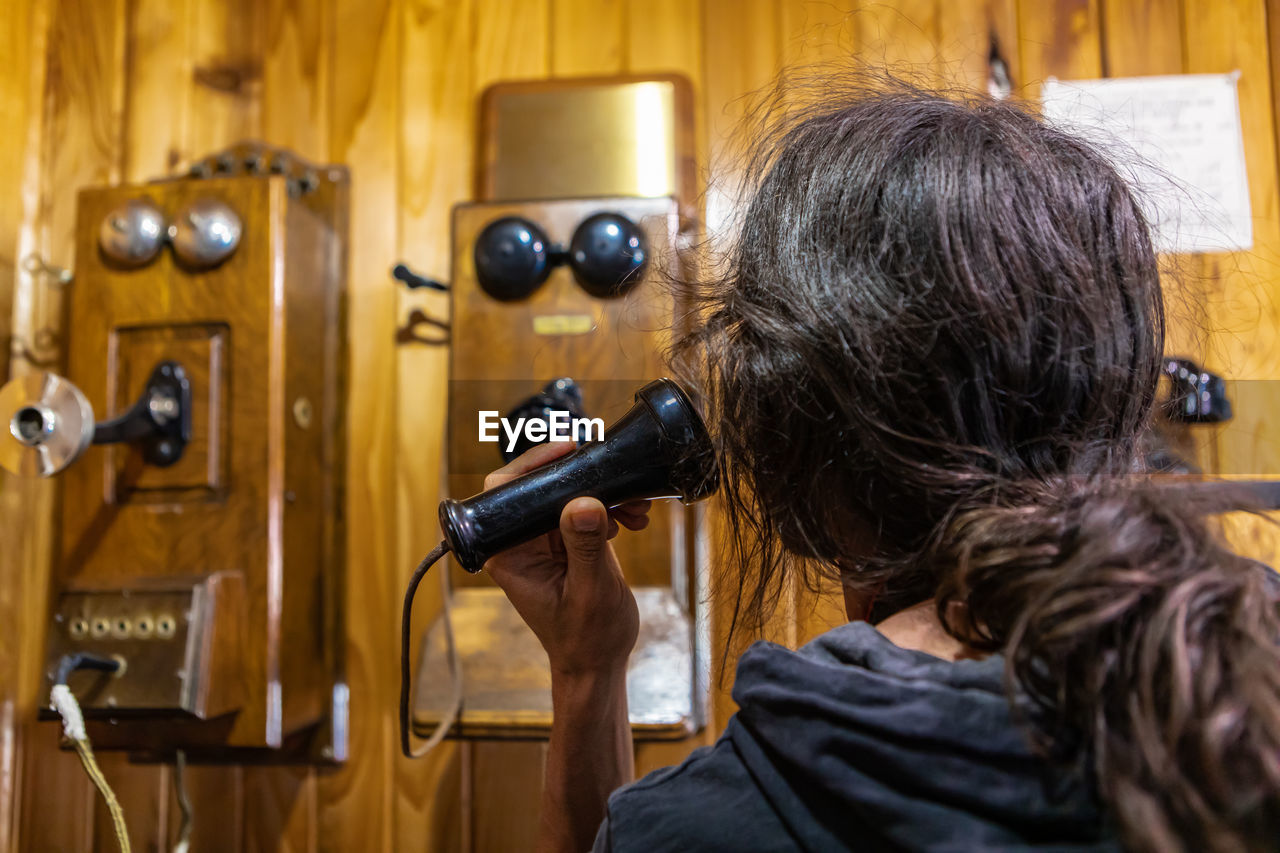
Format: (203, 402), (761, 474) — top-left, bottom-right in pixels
(11, 149), (350, 761)
(413, 76), (711, 742)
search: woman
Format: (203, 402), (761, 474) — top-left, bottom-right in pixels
(483, 83), (1280, 852)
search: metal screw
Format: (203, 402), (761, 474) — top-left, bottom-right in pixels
(148, 390), (180, 424)
(292, 397), (313, 429)
(151, 439), (178, 465)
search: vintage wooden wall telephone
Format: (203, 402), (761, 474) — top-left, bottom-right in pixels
(0, 143), (350, 765)
(401, 75), (718, 756)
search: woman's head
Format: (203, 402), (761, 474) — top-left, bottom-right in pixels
(676, 79), (1280, 850)
(684, 83), (1163, 598)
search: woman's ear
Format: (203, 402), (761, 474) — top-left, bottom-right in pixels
(842, 583), (878, 622)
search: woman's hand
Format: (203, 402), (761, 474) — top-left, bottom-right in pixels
(482, 440), (647, 676)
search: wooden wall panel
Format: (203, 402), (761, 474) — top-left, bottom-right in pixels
(13, 1), (129, 850)
(625, 0), (717, 777)
(315, 0), (399, 850)
(856, 0), (941, 83)
(1186, 0), (1280, 484)
(393, 0), (472, 849)
(0, 0), (51, 846)
(121, 0), (192, 181)
(938, 0), (1019, 92)
(8, 2), (1280, 852)
(1016, 0), (1101, 98)
(551, 0), (625, 76)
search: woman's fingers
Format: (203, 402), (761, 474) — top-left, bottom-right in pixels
(482, 444), (654, 540)
(610, 499), (651, 532)
(612, 510), (650, 532)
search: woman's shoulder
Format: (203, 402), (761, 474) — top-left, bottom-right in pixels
(602, 729), (795, 853)
(602, 620), (1119, 852)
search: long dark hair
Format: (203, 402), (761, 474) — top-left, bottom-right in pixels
(674, 77), (1280, 850)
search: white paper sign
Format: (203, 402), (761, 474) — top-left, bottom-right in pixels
(1041, 73), (1252, 254)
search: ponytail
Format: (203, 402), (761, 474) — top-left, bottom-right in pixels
(939, 481), (1280, 851)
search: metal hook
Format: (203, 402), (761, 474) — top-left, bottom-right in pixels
(987, 31), (1014, 101)
(22, 253), (73, 288)
(7, 328), (61, 369)
(396, 308), (450, 346)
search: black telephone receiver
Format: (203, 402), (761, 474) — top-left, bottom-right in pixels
(401, 378), (718, 757)
(439, 378), (719, 571)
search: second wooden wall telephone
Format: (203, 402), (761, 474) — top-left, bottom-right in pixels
(401, 75), (718, 756)
(0, 144), (351, 767)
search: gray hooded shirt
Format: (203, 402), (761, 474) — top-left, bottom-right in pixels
(593, 621), (1120, 852)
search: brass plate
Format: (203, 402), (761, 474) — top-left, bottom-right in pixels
(479, 76), (694, 205)
(413, 587), (695, 740)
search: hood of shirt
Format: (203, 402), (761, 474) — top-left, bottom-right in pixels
(724, 621), (1119, 851)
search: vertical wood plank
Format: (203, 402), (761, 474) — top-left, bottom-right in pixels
(262, 0), (333, 161)
(122, 0), (193, 181)
(774, 1), (866, 656)
(316, 0), (400, 848)
(469, 743), (545, 852)
(461, 4), (557, 850)
(473, 0), (551, 91)
(90, 755), (168, 853)
(1100, 0), (1218, 472)
(392, 1), (473, 850)
(1015, 0), (1102, 98)
(701, 0), (781, 734)
(854, 0), (942, 84)
(186, 0), (265, 158)
(780, 0), (858, 69)
(1103, 0), (1184, 76)
(244, 766), (317, 853)
(626, 0), (714, 768)
(1184, 0), (1280, 488)
(15, 0), (129, 849)
(167, 764), (246, 852)
(702, 0), (779, 235)
(626, 0), (705, 76)
(550, 0), (625, 76)
(185, 2), (288, 848)
(0, 0), (51, 846)
(625, 0), (706, 182)
(936, 0), (1020, 92)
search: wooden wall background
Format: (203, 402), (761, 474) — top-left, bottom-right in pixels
(2, 0), (1279, 850)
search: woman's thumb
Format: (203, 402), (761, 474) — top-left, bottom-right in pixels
(560, 497), (609, 574)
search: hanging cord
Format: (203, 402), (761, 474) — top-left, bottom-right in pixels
(50, 653), (131, 853)
(400, 540), (464, 758)
(171, 749), (192, 853)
